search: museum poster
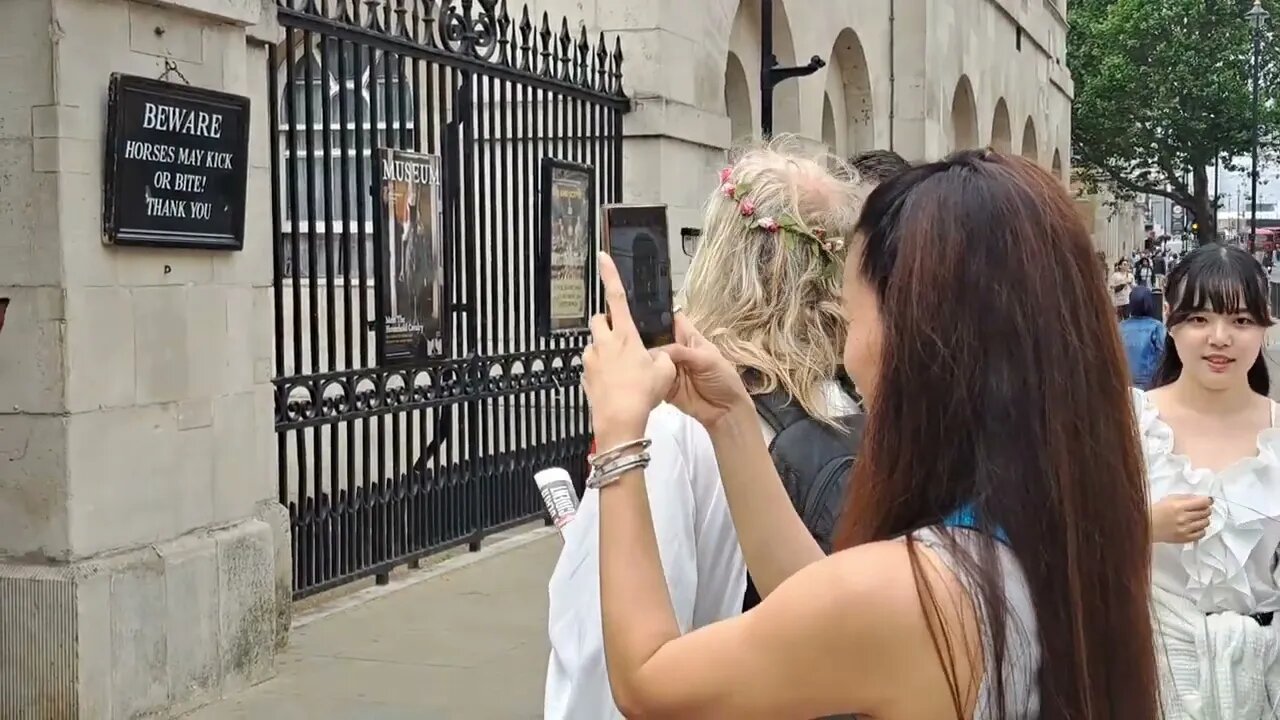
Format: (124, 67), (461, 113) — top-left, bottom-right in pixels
(377, 148), (445, 365)
(545, 162), (593, 332)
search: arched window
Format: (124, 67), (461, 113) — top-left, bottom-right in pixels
(278, 36), (415, 278)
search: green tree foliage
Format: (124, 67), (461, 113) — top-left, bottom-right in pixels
(1069, 0), (1280, 242)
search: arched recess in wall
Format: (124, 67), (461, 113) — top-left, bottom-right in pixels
(727, 0), (800, 137)
(724, 51), (754, 144)
(991, 98), (1012, 154)
(950, 76), (979, 151)
(824, 28), (874, 158)
(1051, 148), (1064, 180)
(821, 94), (838, 151)
(725, 0), (762, 142)
(1021, 117), (1039, 163)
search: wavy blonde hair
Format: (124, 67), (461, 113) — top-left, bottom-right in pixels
(681, 136), (868, 424)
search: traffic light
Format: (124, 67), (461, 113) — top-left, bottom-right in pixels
(1191, 222), (1199, 234)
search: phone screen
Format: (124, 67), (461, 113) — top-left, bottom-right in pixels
(601, 204), (675, 347)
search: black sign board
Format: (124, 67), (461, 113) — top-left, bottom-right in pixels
(103, 73), (250, 250)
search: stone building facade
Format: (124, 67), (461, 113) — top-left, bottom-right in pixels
(0, 0), (289, 717)
(0, 1), (1082, 718)
(530, 0), (1075, 284)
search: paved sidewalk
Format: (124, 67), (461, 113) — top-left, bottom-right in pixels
(184, 528), (562, 719)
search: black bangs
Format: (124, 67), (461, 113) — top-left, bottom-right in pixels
(1165, 244), (1273, 328)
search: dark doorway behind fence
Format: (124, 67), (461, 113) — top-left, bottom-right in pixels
(268, 0), (628, 599)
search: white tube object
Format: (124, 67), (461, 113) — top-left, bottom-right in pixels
(535, 467), (580, 532)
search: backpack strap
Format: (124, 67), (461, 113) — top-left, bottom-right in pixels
(750, 389), (812, 442)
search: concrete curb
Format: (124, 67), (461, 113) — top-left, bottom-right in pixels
(291, 526), (560, 630)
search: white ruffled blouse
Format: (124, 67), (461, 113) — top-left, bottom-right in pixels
(1133, 389), (1280, 615)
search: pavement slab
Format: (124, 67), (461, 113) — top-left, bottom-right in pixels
(183, 529), (562, 719)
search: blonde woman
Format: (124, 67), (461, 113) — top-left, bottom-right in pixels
(544, 139), (866, 720)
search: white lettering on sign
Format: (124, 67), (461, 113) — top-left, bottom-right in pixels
(141, 102), (224, 139)
(380, 157), (440, 185)
(177, 147), (205, 167)
(172, 173), (206, 193)
(206, 151), (233, 170)
(146, 197), (188, 218)
(123, 140), (176, 164)
(118, 95), (243, 234)
(143, 197), (215, 220)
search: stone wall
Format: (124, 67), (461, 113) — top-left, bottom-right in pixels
(0, 0), (289, 717)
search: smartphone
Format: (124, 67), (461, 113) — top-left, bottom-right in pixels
(600, 203), (675, 347)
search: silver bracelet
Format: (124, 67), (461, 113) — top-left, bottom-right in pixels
(586, 453), (650, 490)
(589, 438), (651, 471)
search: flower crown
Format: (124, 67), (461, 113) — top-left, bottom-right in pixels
(718, 166), (846, 258)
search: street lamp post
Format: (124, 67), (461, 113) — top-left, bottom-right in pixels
(1247, 0), (1269, 252)
(760, 0), (825, 136)
(1214, 155), (1220, 235)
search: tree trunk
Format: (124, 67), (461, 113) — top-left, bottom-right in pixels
(1193, 165), (1217, 245)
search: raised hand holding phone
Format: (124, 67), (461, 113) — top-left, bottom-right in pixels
(582, 252), (675, 446)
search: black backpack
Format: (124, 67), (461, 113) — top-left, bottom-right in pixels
(741, 386), (866, 611)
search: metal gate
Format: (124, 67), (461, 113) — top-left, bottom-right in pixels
(267, 0), (628, 599)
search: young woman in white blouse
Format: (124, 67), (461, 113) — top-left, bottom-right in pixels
(1138, 243), (1280, 718)
(543, 139), (864, 719)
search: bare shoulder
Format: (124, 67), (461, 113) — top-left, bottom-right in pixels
(777, 540), (982, 716)
(615, 538), (984, 718)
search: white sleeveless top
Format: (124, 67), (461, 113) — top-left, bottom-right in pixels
(1132, 388), (1280, 614)
(913, 527), (1042, 718)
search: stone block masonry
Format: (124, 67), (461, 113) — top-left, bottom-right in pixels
(0, 507), (286, 718)
(0, 0), (288, 717)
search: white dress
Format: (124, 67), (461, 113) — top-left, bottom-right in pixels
(1133, 389), (1280, 719)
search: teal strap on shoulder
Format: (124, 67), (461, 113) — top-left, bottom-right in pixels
(943, 505), (1010, 544)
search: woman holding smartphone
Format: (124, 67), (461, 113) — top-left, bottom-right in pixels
(578, 151), (1160, 718)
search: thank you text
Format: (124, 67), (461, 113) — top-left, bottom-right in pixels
(103, 74), (250, 250)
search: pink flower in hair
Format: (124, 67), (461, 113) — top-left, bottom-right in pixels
(719, 167), (733, 184)
(739, 200), (756, 217)
(757, 216), (779, 232)
(721, 182), (737, 199)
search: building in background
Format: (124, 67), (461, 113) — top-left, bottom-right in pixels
(528, 0), (1073, 287)
(1074, 187), (1146, 262)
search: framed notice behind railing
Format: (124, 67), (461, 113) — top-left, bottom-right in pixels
(538, 158), (595, 336)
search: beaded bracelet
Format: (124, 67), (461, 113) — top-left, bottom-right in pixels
(586, 451), (651, 490)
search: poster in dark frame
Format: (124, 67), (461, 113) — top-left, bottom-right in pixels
(538, 158), (595, 336)
(374, 147), (446, 365)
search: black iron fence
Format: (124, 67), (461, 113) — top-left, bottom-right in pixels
(268, 0), (627, 599)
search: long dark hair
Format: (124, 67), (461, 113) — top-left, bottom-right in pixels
(836, 151), (1159, 719)
(1152, 243), (1273, 394)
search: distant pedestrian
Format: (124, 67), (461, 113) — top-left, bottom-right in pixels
(1135, 253), (1154, 287)
(1153, 249), (1169, 289)
(1119, 286), (1166, 389)
(1112, 258), (1135, 319)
